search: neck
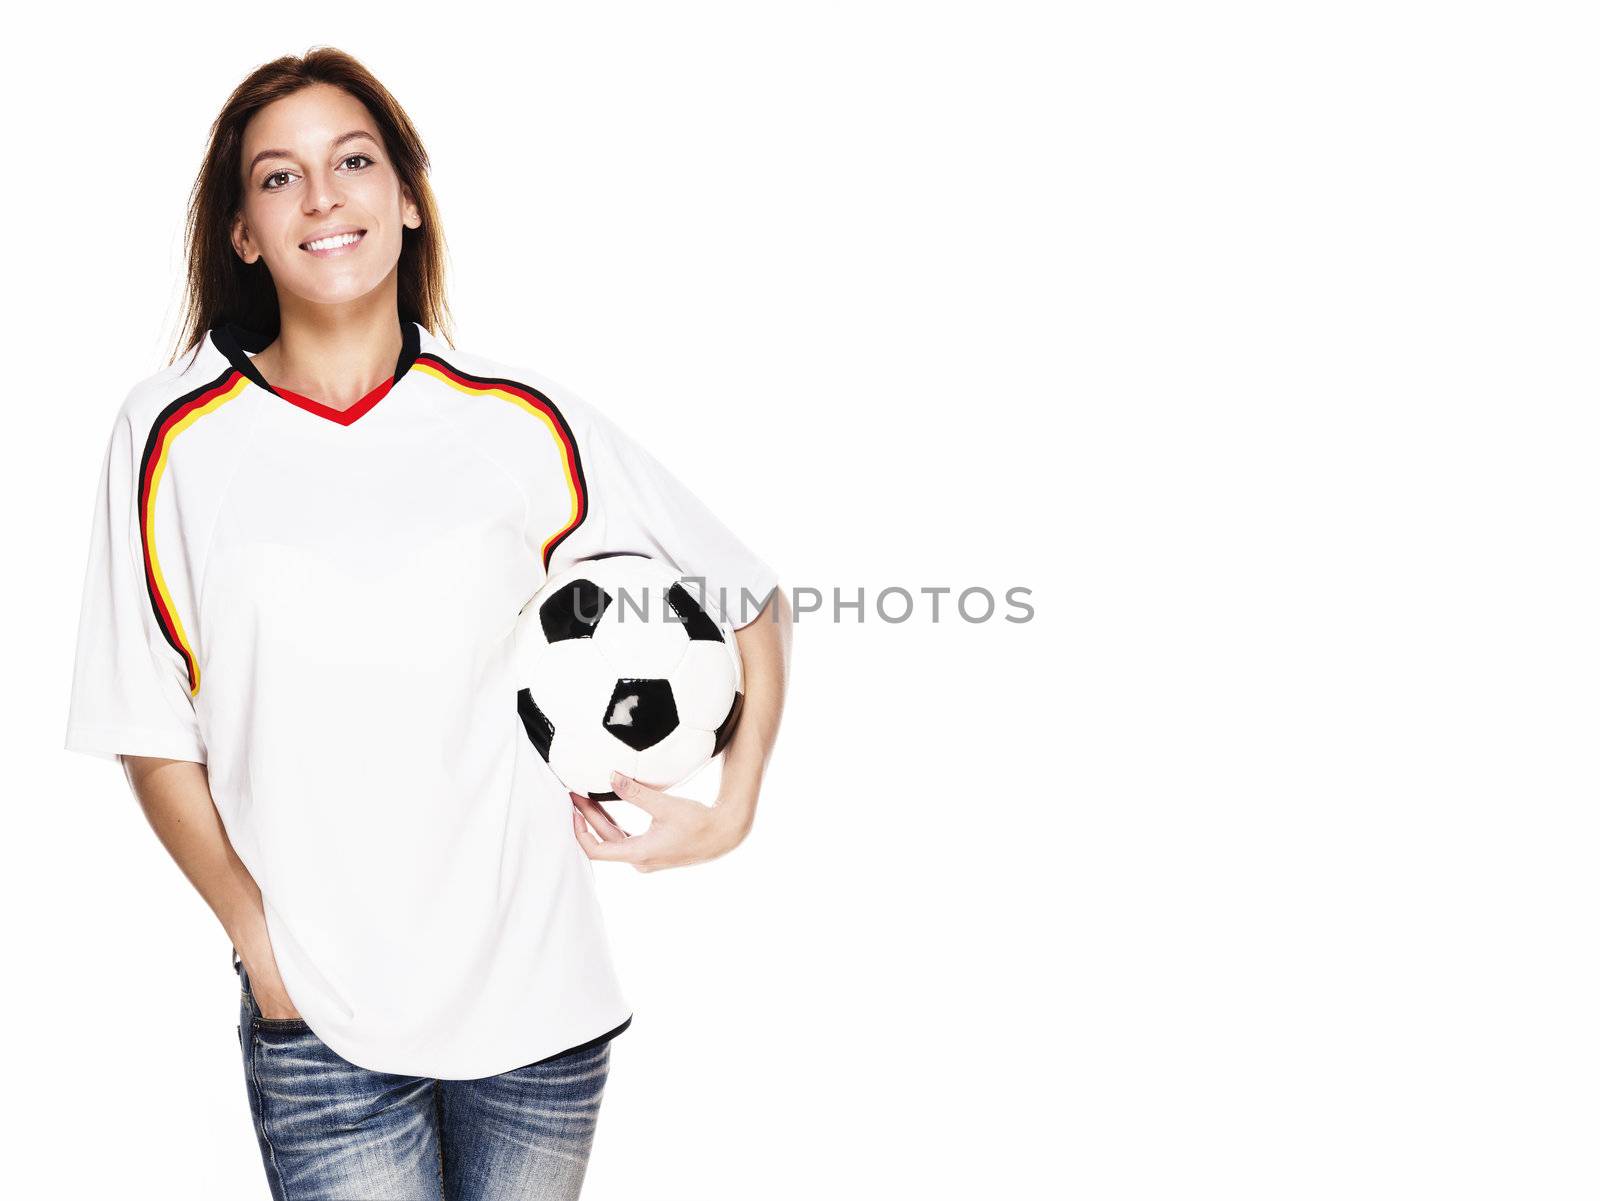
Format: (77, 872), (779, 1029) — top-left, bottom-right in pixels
(253, 289), (404, 411)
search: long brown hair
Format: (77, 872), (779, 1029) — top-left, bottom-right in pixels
(169, 46), (455, 370)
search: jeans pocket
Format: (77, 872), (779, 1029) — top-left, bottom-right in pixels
(252, 1016), (312, 1036)
(238, 957), (310, 1031)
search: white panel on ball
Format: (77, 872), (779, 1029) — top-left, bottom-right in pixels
(635, 728), (717, 791)
(535, 640), (617, 726)
(669, 640), (739, 731)
(550, 724), (638, 799)
(594, 604), (694, 679)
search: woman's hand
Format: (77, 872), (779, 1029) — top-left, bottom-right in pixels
(571, 771), (748, 872)
(243, 957), (303, 1021)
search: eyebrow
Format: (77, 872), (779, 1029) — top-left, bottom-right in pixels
(247, 130), (380, 177)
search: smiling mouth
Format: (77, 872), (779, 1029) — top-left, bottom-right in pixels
(300, 229), (367, 252)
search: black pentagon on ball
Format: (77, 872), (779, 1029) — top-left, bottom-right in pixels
(540, 578), (612, 642)
(602, 678), (679, 751)
(713, 689), (745, 756)
(665, 583), (725, 642)
(516, 688), (555, 761)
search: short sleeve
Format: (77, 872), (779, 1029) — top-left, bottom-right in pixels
(63, 402), (207, 764)
(553, 402), (779, 630)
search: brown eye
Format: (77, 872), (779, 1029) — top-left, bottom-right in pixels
(342, 154), (375, 171)
(262, 170), (294, 191)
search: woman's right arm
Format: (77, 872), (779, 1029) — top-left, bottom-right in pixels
(118, 755), (300, 1021)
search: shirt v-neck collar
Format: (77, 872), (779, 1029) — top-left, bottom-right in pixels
(210, 317), (423, 427)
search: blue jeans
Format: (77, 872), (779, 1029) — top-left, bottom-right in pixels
(234, 951), (612, 1200)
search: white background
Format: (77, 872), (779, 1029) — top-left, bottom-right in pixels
(2, 2), (1594, 1197)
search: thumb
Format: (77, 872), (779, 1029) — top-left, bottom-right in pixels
(610, 770), (664, 813)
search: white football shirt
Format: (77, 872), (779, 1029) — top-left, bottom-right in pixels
(64, 318), (779, 1079)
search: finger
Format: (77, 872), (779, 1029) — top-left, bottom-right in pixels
(572, 806), (639, 862)
(572, 807), (620, 858)
(610, 771), (669, 815)
(572, 807), (600, 857)
(570, 791), (628, 838)
(573, 794), (629, 840)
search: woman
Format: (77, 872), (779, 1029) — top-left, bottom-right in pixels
(63, 47), (791, 1200)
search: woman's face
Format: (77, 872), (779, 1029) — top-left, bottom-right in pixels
(231, 83), (419, 309)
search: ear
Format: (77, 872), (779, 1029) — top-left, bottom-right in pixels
(400, 186), (422, 230)
(229, 211), (258, 264)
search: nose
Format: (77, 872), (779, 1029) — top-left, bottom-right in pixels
(303, 165), (345, 215)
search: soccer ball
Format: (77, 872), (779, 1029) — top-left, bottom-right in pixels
(513, 553), (745, 799)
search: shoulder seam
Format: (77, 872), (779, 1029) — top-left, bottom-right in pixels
(416, 376), (534, 570)
(411, 352), (592, 571)
(135, 363), (254, 697)
(192, 384), (270, 655)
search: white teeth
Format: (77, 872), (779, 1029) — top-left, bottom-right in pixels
(304, 231), (363, 251)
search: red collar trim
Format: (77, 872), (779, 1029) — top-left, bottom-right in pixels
(269, 375), (396, 425)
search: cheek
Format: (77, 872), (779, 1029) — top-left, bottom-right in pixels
(352, 170), (405, 214)
(242, 204), (297, 263)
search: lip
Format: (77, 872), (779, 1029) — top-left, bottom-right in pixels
(299, 227), (367, 256)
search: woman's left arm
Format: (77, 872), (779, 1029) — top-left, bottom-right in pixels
(571, 585), (793, 871)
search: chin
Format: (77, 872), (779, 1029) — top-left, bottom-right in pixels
(281, 270), (398, 309)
